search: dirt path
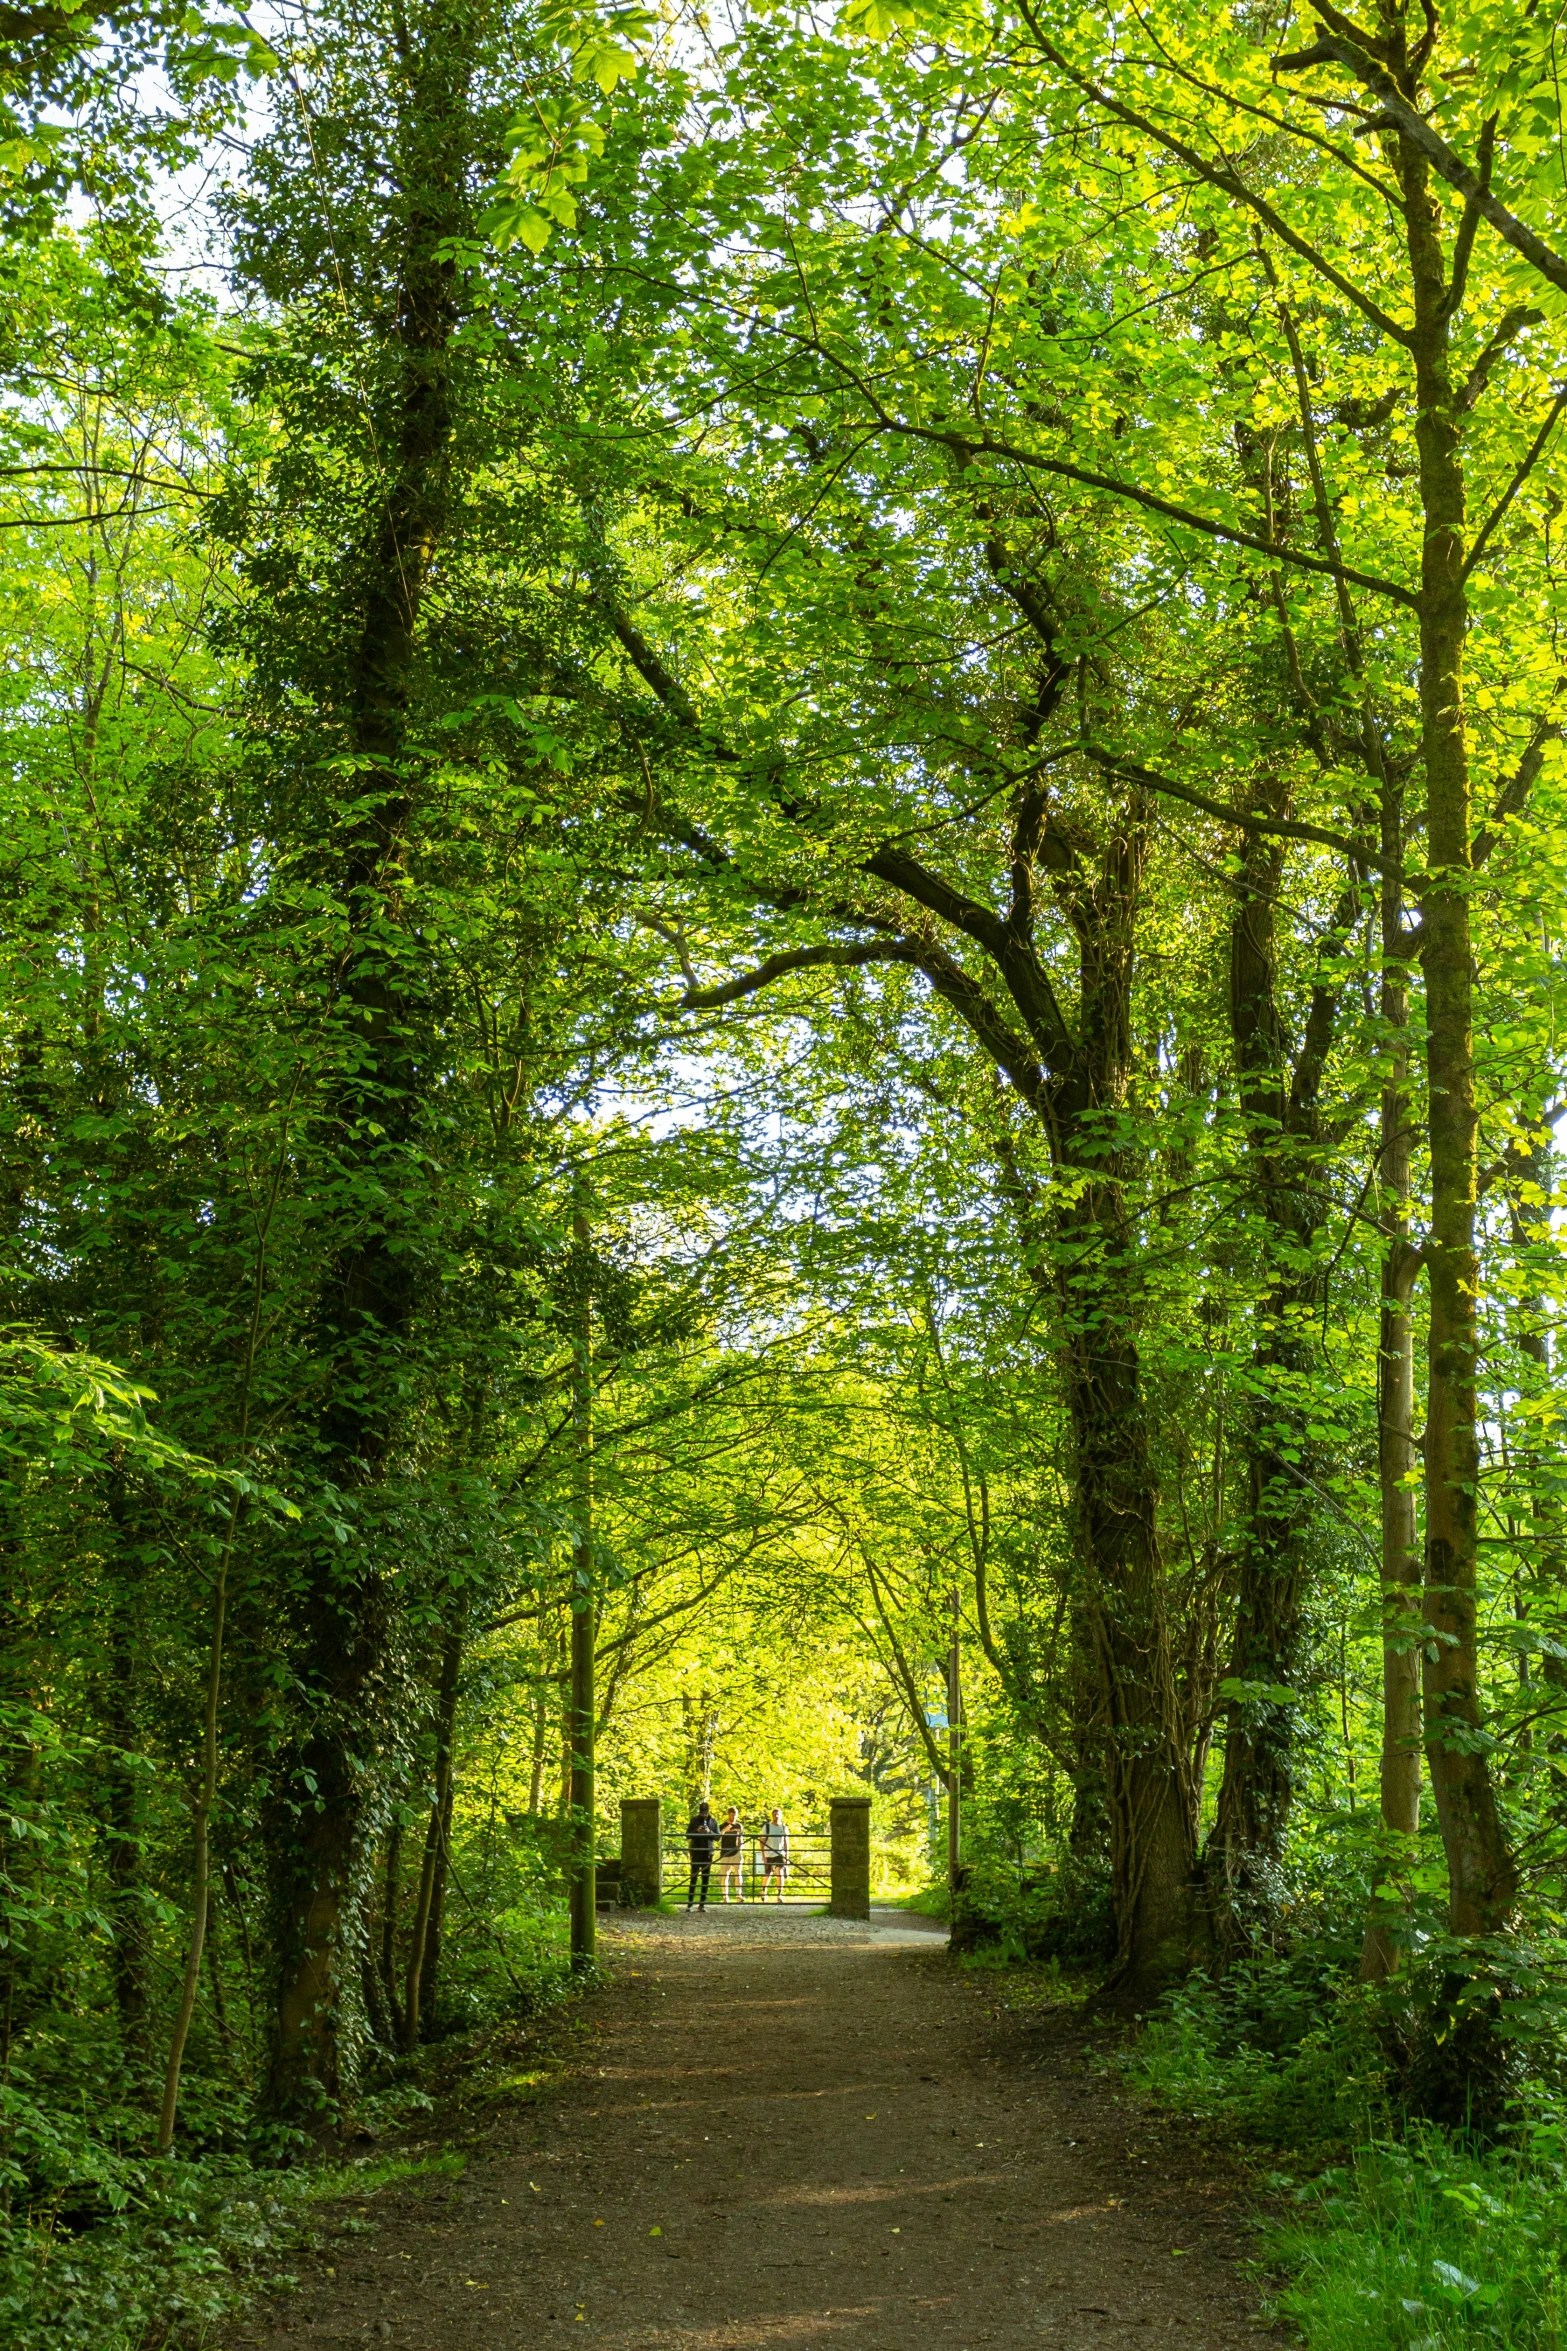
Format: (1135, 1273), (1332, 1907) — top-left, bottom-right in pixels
(229, 1908), (1276, 2349)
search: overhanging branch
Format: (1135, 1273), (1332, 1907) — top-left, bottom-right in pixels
(678, 940), (923, 1008)
(1083, 746), (1388, 870)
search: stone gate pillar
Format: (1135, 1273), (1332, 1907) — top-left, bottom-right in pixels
(829, 1795), (872, 1920)
(620, 1797), (663, 1906)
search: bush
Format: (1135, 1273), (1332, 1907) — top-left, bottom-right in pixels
(1130, 1958), (1390, 2152)
(1130, 1946), (1567, 2350)
(949, 1853), (1115, 1969)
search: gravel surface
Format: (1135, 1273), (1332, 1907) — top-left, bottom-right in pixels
(229, 1909), (1277, 2349)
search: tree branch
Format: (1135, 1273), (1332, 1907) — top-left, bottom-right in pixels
(1016, 1), (1416, 349)
(872, 412), (1421, 609)
(1459, 384), (1567, 585)
(1458, 301), (1539, 412)
(862, 843), (1077, 1068)
(1471, 707), (1564, 870)
(862, 1554), (953, 1787)
(1276, 25), (1567, 303)
(678, 940), (923, 1008)
(1082, 746), (1387, 869)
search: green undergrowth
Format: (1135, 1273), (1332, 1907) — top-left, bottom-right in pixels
(1268, 2131), (1567, 2350)
(890, 1882), (951, 1920)
(950, 1854), (1116, 1968)
(1126, 1952), (1567, 2351)
(1129, 1961), (1392, 2153)
(0, 2140), (462, 2351)
(0, 1914), (579, 2350)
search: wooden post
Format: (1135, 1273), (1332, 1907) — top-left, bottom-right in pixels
(568, 1187), (595, 1970)
(829, 1797), (872, 1920)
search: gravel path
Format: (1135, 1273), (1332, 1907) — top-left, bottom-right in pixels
(230, 1907), (1276, 2349)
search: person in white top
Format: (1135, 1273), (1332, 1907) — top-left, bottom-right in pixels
(758, 1807), (789, 1903)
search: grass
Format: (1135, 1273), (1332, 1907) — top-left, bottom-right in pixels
(880, 1882), (950, 1920)
(1267, 2136), (1567, 2350)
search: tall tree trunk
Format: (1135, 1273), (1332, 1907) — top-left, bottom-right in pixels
(402, 1615), (464, 2051)
(418, 1768), (457, 2021)
(1361, 960), (1423, 1980)
(1505, 1132), (1567, 1809)
(992, 809), (1206, 2000)
(1203, 791), (1358, 1939)
(1205, 1388), (1312, 1932)
(946, 1594), (962, 1885)
(1399, 119), (1518, 1946)
(99, 1473), (150, 2077)
(568, 1195), (596, 1971)
(263, 0), (476, 2128)
(1205, 829), (1314, 1935)
(1066, 1315), (1199, 2001)
(1054, 818), (1206, 2001)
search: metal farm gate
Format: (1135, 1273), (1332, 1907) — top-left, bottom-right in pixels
(664, 1824), (832, 1904)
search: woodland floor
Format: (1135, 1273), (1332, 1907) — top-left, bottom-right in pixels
(226, 1907), (1280, 2351)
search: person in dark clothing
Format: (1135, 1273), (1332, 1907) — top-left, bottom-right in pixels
(686, 1801), (720, 1910)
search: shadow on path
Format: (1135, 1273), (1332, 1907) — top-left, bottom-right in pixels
(229, 1908), (1275, 2349)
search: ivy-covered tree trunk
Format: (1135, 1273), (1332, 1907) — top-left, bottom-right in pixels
(262, 0), (478, 2129)
(1049, 814), (1204, 2001)
(1204, 820), (1343, 1939)
(1064, 1304), (1198, 1997)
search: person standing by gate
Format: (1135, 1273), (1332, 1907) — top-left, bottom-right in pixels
(759, 1807), (789, 1902)
(686, 1800), (719, 1911)
(718, 1805), (743, 1902)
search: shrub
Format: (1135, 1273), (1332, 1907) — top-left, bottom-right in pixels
(1130, 1961), (1390, 2152)
(949, 1853), (1115, 1969)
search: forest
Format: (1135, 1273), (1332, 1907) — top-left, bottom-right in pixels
(3, 0), (1567, 2342)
